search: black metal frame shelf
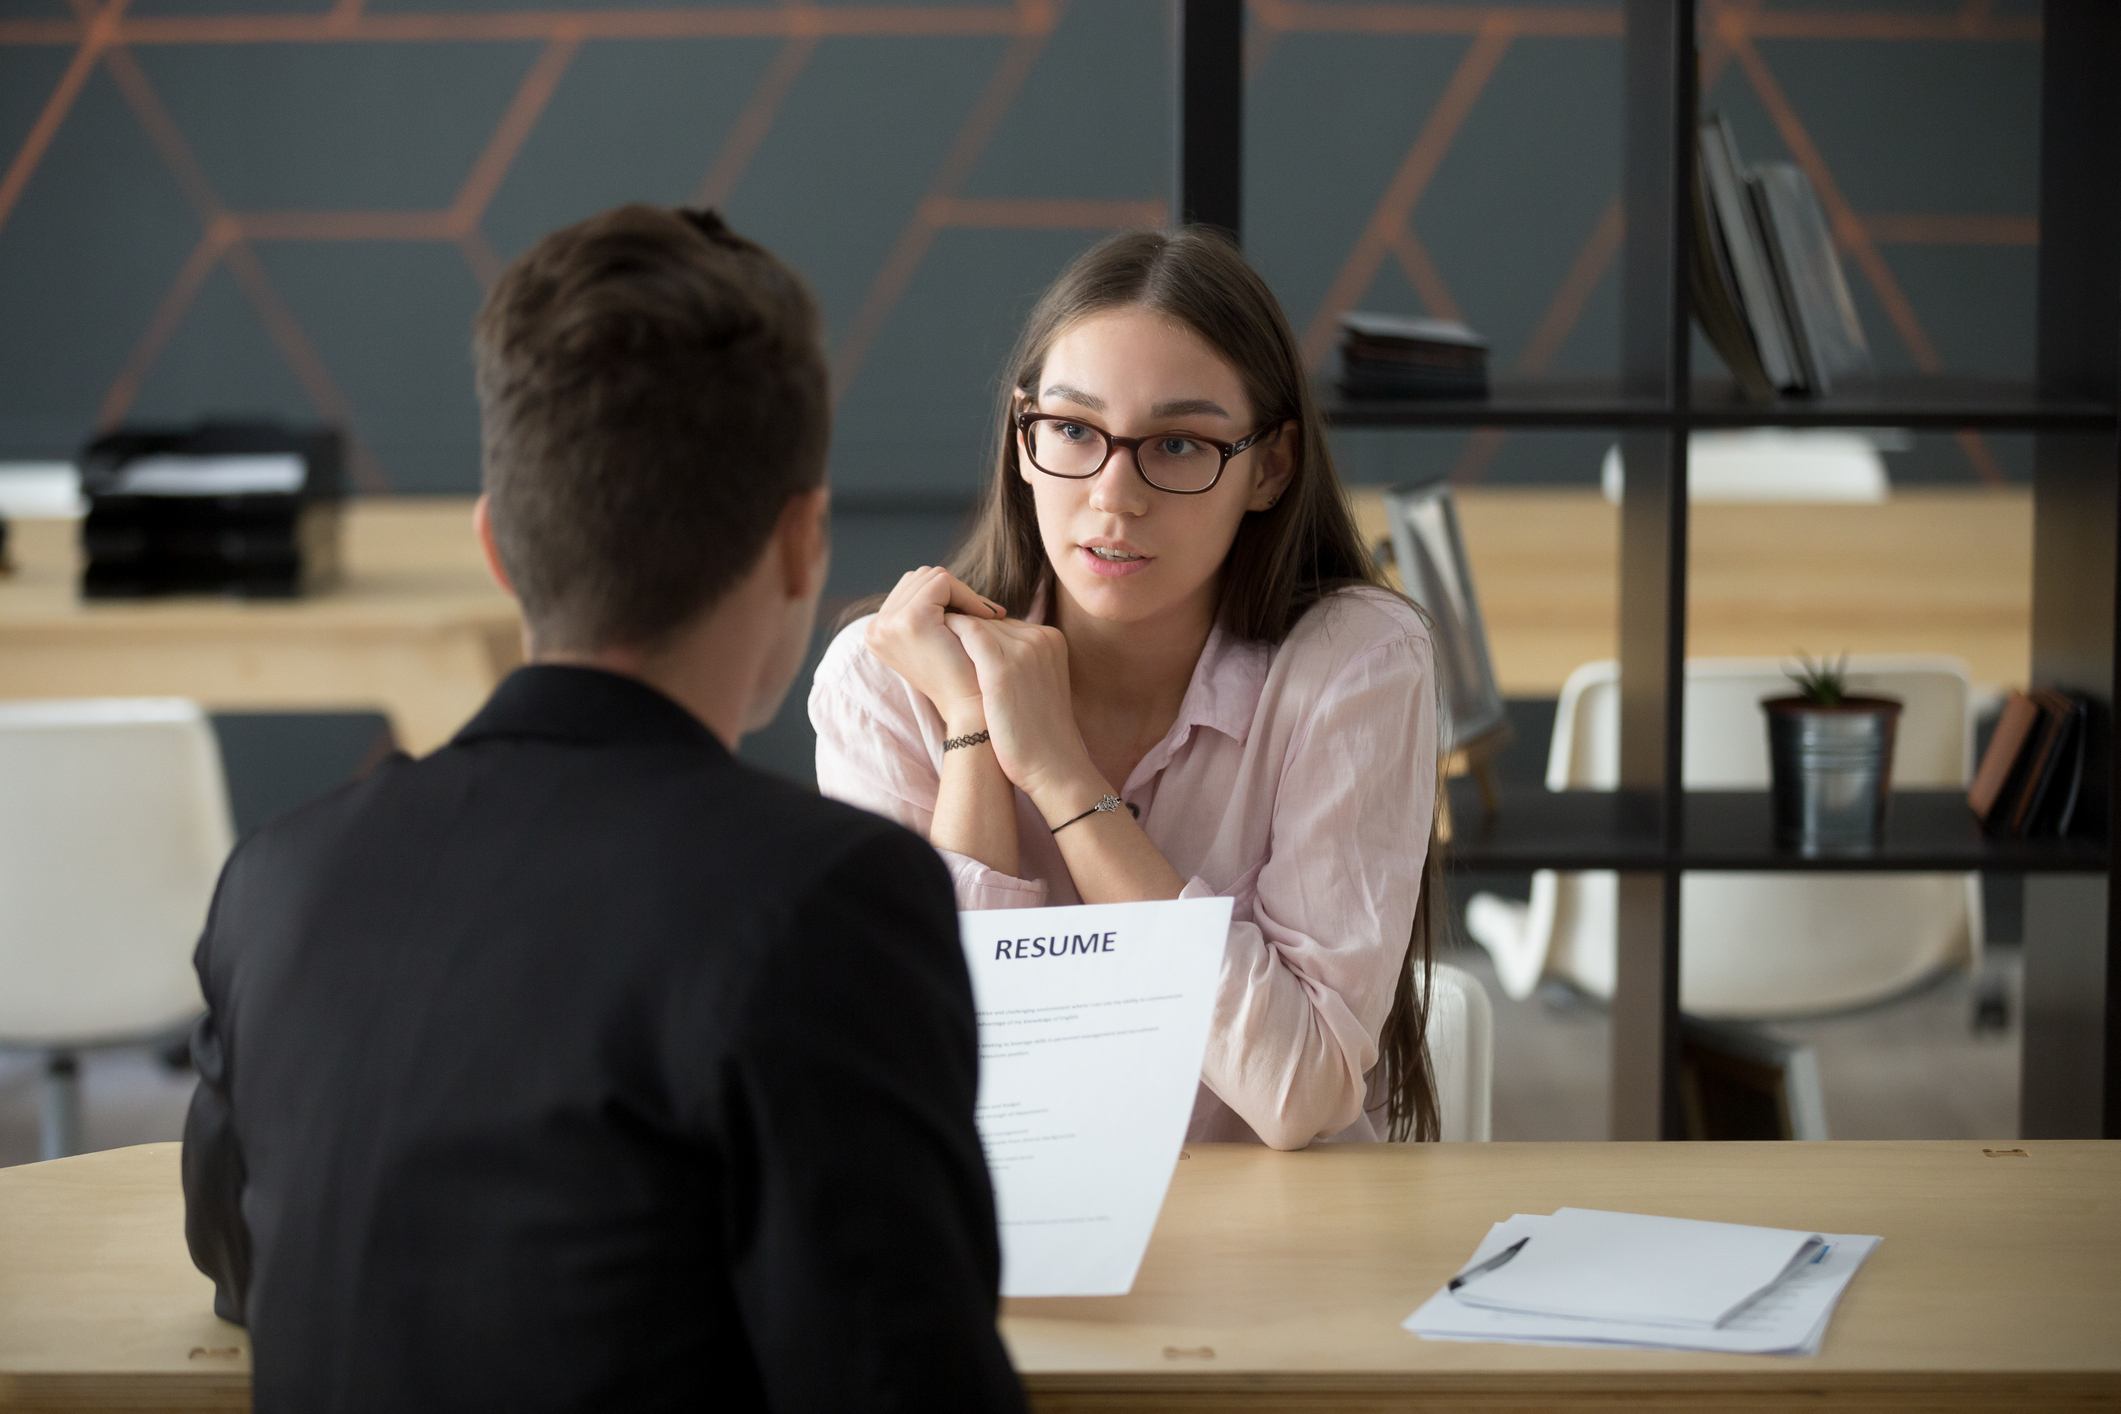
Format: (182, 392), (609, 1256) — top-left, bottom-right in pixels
(1685, 377), (2118, 431)
(1322, 377), (2118, 433)
(1177, 0), (2119, 1139)
(1442, 787), (1664, 873)
(1679, 791), (2109, 873)
(1444, 784), (2109, 876)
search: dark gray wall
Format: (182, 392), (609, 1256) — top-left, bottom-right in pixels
(2, 0), (2043, 486)
(2, 0), (2045, 786)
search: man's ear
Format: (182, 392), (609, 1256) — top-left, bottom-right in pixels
(774, 486), (831, 600)
(1248, 420), (1299, 511)
(472, 493), (516, 599)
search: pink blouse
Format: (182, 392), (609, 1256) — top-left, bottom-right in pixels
(808, 585), (1438, 1149)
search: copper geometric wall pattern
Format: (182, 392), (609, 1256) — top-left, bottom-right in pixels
(2, 0), (2043, 495)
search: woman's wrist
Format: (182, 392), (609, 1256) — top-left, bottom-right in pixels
(933, 686), (979, 729)
(938, 697), (987, 738)
(1026, 765), (1115, 824)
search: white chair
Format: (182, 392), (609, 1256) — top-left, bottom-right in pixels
(1601, 430), (1891, 504)
(0, 699), (234, 1160)
(1465, 657), (1981, 1018)
(1425, 960), (1494, 1142)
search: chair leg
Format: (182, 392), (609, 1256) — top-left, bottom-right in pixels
(39, 1052), (83, 1161)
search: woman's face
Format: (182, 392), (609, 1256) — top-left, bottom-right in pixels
(1018, 305), (1291, 631)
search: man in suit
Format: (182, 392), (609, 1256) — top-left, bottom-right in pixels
(181, 205), (1025, 1412)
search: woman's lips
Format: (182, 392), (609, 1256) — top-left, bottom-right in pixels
(1078, 545), (1153, 578)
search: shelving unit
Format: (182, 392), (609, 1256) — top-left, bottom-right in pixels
(1321, 377), (2118, 432)
(1444, 783), (2111, 877)
(1175, 0), (2120, 1138)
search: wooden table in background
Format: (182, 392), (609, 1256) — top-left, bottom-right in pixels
(0, 490), (2032, 756)
(0, 502), (519, 756)
(1349, 486), (2033, 696)
(2, 1140), (2116, 1411)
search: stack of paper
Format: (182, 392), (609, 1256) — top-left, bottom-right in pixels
(1405, 1208), (1880, 1355)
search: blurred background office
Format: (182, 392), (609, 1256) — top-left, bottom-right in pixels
(2, 0), (2094, 1160)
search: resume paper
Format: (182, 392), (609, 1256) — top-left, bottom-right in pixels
(959, 897), (1233, 1297)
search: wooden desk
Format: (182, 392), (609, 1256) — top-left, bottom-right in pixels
(3, 1141), (2116, 1411)
(0, 490), (2029, 755)
(1350, 486), (2032, 697)
(0, 503), (519, 756)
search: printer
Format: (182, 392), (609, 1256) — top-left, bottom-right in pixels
(77, 421), (344, 599)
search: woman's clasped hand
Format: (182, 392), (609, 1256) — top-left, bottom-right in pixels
(862, 565), (1002, 732)
(941, 610), (1095, 812)
(864, 563), (1096, 812)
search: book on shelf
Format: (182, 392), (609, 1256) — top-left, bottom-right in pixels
(1749, 161), (1874, 396)
(1969, 688), (2089, 837)
(1336, 311), (1489, 401)
(1690, 125), (1776, 402)
(1694, 116), (1875, 402)
(1968, 691), (2040, 823)
(2014, 689), (2087, 836)
(1699, 112), (1803, 396)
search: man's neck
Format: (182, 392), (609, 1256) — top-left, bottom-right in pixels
(529, 616), (760, 752)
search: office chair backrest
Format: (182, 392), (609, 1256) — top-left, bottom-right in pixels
(0, 699), (233, 1046)
(1424, 961), (1494, 1142)
(1549, 657), (1973, 792)
(1539, 657), (1980, 1018)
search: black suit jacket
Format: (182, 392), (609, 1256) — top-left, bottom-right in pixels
(182, 665), (1024, 1413)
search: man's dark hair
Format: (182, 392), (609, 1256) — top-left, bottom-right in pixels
(472, 205), (829, 652)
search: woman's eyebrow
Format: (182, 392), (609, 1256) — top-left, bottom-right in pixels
(1149, 397), (1232, 419)
(1040, 386), (1233, 420)
(1041, 383), (1104, 410)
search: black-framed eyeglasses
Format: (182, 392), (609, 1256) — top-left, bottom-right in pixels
(1013, 410), (1281, 495)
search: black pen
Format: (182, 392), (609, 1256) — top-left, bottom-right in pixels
(1448, 1236), (1530, 1293)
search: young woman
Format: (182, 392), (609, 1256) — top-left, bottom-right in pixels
(809, 227), (1444, 1147)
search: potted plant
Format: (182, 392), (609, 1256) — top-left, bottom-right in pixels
(1761, 653), (1902, 855)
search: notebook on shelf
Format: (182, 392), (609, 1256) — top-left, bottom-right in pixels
(1749, 160), (1874, 396)
(1970, 688), (2090, 837)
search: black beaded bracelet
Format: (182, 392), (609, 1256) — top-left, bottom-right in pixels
(942, 729), (991, 753)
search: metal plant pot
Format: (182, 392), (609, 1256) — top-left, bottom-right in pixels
(1762, 695), (1903, 855)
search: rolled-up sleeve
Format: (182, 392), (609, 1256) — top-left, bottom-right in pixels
(809, 621), (1049, 912)
(1195, 635), (1437, 1150)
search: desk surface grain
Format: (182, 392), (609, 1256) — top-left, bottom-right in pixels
(2, 1140), (2116, 1412)
(0, 501), (509, 636)
(0, 503), (519, 752)
(0, 487), (2032, 693)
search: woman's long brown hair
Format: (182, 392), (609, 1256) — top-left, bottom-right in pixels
(943, 227), (1445, 1142)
